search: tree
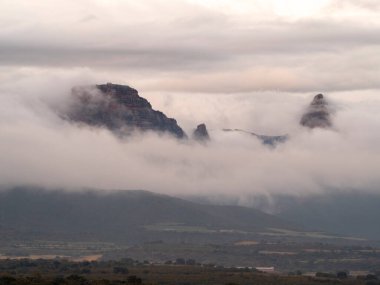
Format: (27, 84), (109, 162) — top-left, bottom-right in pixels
(113, 266), (129, 274)
(127, 275), (142, 284)
(337, 271), (348, 279)
(175, 258), (185, 265)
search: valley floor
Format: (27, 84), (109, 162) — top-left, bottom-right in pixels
(0, 260), (379, 285)
(1, 240), (380, 273)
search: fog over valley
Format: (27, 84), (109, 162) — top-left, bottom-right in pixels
(1, 0), (380, 199)
(0, 71), (379, 200)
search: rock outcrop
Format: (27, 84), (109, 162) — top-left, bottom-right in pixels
(64, 83), (187, 139)
(223, 129), (288, 146)
(300, 94), (332, 129)
(192, 123), (210, 141)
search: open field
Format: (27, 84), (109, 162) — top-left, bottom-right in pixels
(2, 239), (380, 273)
(0, 259), (379, 285)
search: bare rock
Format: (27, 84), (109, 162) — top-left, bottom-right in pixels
(63, 83), (187, 139)
(300, 94), (332, 129)
(192, 123), (210, 141)
(222, 129), (287, 146)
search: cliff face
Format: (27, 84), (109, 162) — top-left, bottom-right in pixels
(61, 84), (330, 143)
(192, 123), (210, 141)
(64, 83), (187, 139)
(300, 94), (332, 129)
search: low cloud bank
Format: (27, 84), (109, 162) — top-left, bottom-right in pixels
(0, 70), (380, 198)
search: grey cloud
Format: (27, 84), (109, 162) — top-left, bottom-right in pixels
(1, 0), (380, 96)
(0, 71), (380, 198)
(1, 1), (380, 199)
(328, 0), (380, 11)
(78, 14), (99, 23)
(2, 19), (380, 63)
(2, 15), (380, 93)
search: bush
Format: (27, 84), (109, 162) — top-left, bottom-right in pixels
(113, 266), (129, 274)
(186, 259), (196, 265)
(66, 274), (90, 285)
(337, 271), (348, 279)
(175, 258), (186, 265)
(127, 275), (142, 284)
(366, 274), (379, 281)
(0, 276), (16, 285)
(316, 272), (336, 278)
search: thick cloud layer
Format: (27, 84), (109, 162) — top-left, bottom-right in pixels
(1, 0), (380, 93)
(0, 1), (379, 198)
(0, 70), (380, 197)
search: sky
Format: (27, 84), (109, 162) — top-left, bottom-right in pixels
(1, 0), (380, 93)
(0, 0), (380, 199)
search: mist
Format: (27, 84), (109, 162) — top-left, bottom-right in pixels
(0, 69), (380, 199)
(1, 0), (380, 201)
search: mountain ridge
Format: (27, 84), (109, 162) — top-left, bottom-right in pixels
(60, 83), (328, 144)
(63, 83), (187, 139)
(0, 187), (299, 245)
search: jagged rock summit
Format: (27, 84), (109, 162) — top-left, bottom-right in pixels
(64, 83), (187, 139)
(223, 129), (288, 146)
(61, 83), (330, 145)
(300, 94), (332, 129)
(192, 123), (210, 141)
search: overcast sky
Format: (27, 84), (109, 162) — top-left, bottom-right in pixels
(1, 0), (380, 198)
(1, 0), (380, 93)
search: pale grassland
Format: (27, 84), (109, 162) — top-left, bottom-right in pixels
(260, 228), (367, 241)
(0, 254), (102, 261)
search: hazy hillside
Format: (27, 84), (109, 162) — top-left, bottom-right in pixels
(0, 187), (297, 245)
(184, 191), (380, 241)
(274, 193), (380, 240)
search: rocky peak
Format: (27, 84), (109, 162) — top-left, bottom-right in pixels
(300, 93), (332, 129)
(311, 94), (326, 105)
(192, 123), (210, 141)
(96, 83), (152, 109)
(64, 83), (187, 139)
